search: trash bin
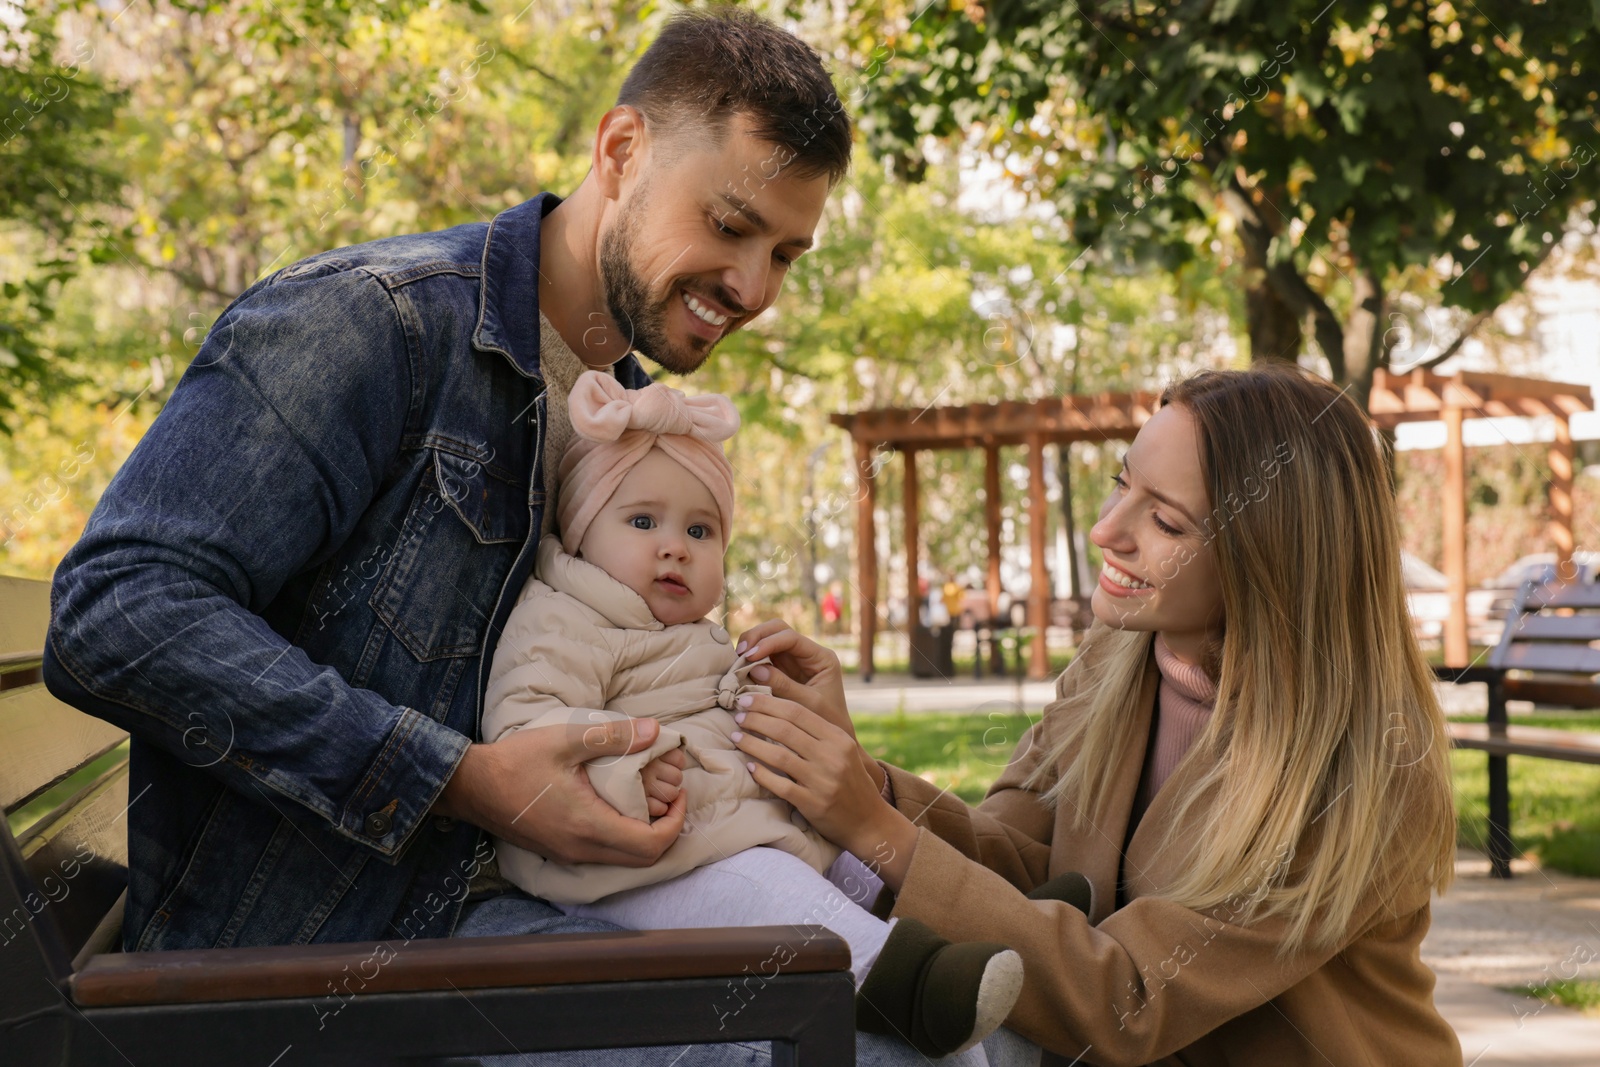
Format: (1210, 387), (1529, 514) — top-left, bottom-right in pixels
(909, 623), (944, 678)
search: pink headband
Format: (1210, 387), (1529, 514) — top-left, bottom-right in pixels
(556, 371), (740, 555)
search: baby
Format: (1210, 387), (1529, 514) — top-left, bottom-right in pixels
(482, 370), (1023, 1058)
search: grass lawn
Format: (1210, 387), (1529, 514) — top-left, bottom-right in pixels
(15, 710), (1598, 882)
(1508, 979), (1600, 1018)
(857, 710), (1043, 804)
(859, 709), (1600, 880)
(1447, 711), (1600, 879)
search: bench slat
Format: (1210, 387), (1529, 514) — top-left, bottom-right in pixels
(1, 683), (129, 814)
(1507, 615), (1600, 642)
(1525, 583), (1600, 610)
(72, 925), (853, 1007)
(0, 575), (52, 658)
(1502, 677), (1600, 708)
(1496, 643), (1600, 674)
(16, 761), (131, 959)
(1447, 722), (1600, 765)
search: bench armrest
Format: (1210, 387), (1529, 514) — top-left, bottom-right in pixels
(72, 925), (850, 1008)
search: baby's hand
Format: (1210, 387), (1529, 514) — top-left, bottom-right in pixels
(640, 748), (685, 819)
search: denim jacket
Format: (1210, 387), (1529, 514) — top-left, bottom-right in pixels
(44, 193), (653, 951)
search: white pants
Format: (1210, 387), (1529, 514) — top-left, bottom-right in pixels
(558, 847), (894, 986)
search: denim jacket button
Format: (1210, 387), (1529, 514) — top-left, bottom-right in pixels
(364, 811), (393, 837)
(433, 815), (457, 833)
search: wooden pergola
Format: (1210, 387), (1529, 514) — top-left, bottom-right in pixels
(830, 390), (1161, 681)
(1368, 368), (1593, 665)
(832, 368), (1592, 681)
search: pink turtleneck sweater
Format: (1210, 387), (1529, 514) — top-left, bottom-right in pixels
(1132, 634), (1219, 818)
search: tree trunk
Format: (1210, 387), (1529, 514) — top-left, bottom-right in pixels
(1058, 444), (1080, 599)
(1343, 266), (1385, 414)
(1246, 281), (1304, 362)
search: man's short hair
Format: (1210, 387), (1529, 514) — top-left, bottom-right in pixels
(617, 6), (852, 186)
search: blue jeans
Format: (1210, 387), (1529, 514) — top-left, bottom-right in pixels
(447, 891), (1042, 1067)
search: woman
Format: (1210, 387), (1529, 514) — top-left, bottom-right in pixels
(730, 363), (1461, 1066)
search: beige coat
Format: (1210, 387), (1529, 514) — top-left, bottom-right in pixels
(482, 535), (838, 904)
(879, 635), (1462, 1067)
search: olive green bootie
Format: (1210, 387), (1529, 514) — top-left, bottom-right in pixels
(1026, 871), (1093, 915)
(855, 918), (1024, 1057)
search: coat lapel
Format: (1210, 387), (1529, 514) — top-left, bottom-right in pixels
(1064, 644), (1160, 924)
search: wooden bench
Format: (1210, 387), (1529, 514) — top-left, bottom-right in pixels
(1435, 575), (1600, 879)
(0, 575), (854, 1064)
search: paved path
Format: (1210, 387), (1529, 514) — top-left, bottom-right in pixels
(844, 672), (1497, 717)
(844, 673), (1056, 715)
(1426, 851), (1600, 1065)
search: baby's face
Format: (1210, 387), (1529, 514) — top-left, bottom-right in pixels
(575, 448), (726, 625)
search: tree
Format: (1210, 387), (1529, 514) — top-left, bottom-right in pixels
(854, 0), (1600, 404)
(698, 158), (1242, 626)
(0, 1), (122, 430)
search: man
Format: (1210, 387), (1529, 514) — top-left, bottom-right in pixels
(43, 9), (913, 1064)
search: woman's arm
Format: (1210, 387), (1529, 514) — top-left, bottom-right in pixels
(735, 621), (886, 788)
(876, 718), (1058, 893)
(733, 618), (1064, 891)
(731, 628), (1449, 1063)
(730, 667), (1059, 896)
(879, 825), (1423, 1065)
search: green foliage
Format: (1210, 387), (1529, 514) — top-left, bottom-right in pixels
(856, 709), (1041, 803)
(1, 1), (1229, 599)
(1511, 979), (1600, 1017)
(1396, 444), (1600, 587)
(0, 1), (124, 427)
(853, 1), (1600, 374)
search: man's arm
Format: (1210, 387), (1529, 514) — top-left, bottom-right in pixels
(44, 265), (464, 860)
(47, 262), (687, 867)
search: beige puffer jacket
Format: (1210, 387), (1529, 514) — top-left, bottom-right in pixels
(481, 535), (840, 904)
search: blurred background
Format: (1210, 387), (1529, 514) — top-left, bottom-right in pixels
(5, 0), (1600, 666)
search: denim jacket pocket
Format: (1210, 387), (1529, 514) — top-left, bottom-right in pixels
(370, 447), (528, 661)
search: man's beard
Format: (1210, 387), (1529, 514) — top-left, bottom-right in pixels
(598, 186), (714, 375)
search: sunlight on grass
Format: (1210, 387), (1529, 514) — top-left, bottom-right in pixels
(1507, 979), (1600, 1017)
(867, 710), (1600, 878)
(856, 710), (1041, 803)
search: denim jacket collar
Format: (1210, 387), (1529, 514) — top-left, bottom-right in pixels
(474, 192), (561, 381)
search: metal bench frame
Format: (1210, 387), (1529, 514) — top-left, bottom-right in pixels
(1435, 575), (1600, 878)
(1, 576), (855, 1065)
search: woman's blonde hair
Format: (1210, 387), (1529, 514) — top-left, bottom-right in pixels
(1029, 362), (1455, 955)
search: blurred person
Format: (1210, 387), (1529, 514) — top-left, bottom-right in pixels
(821, 583), (843, 632)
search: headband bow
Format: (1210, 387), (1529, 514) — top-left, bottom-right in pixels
(568, 371), (740, 444)
(556, 371), (740, 555)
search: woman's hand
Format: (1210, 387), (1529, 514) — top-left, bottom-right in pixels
(735, 621), (850, 738)
(731, 671), (917, 891)
(735, 620), (891, 790)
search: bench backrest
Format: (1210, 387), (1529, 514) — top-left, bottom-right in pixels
(1489, 571), (1600, 707)
(1, 574), (130, 1005)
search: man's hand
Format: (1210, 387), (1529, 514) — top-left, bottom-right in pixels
(434, 717), (686, 866)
